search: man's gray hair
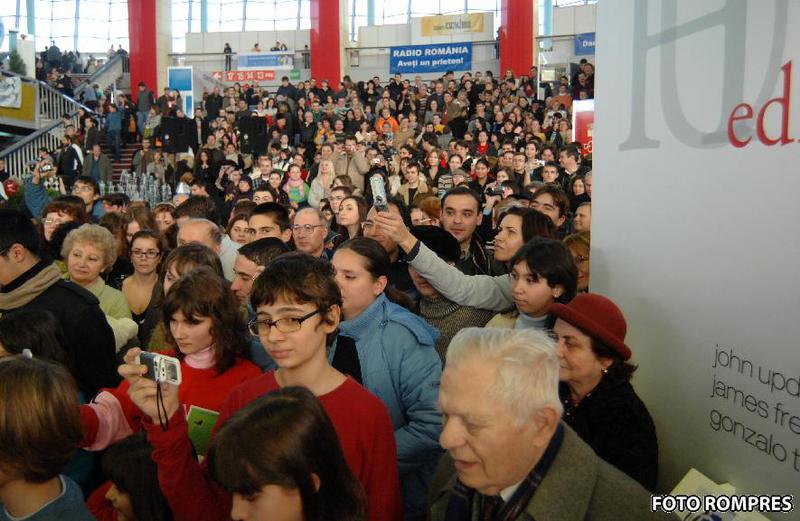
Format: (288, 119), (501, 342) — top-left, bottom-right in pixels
(446, 327), (563, 425)
(179, 218), (223, 245)
(294, 207), (329, 229)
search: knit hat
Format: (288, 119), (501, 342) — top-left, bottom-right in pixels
(549, 293), (631, 360)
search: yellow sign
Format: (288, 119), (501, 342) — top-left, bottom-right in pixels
(421, 13), (484, 37)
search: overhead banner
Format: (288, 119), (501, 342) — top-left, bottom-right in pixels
(237, 52), (293, 70)
(574, 32), (596, 56)
(421, 13), (484, 37)
(389, 42), (472, 74)
(595, 0), (800, 508)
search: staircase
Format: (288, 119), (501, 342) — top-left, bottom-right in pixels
(1, 57), (129, 177)
(102, 137), (140, 181)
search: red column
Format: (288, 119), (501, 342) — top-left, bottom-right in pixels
(310, 0), (342, 86)
(500, 0), (535, 77)
(128, 0), (158, 103)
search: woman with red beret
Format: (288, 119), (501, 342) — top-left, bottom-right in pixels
(550, 293), (659, 491)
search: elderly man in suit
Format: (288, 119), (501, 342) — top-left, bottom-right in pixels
(429, 327), (669, 521)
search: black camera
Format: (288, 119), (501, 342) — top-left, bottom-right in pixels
(486, 186), (505, 196)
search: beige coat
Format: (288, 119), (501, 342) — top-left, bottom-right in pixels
(333, 151), (370, 192)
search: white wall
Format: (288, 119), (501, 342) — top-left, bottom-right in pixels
(185, 30), (310, 55)
(595, 0), (800, 511)
(539, 4), (596, 66)
(552, 4), (597, 36)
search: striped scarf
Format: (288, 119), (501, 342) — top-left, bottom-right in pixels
(443, 424), (565, 521)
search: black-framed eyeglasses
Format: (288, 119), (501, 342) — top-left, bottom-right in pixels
(131, 249), (161, 259)
(573, 255), (590, 264)
(248, 309), (320, 336)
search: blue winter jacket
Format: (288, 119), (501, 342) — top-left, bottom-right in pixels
(335, 293), (443, 520)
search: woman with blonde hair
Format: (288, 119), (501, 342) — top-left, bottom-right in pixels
(63, 224), (138, 350)
(308, 158), (336, 208)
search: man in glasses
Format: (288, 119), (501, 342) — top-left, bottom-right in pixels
(291, 208), (329, 259)
(71, 176), (105, 222)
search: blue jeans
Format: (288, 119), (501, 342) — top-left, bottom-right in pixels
(136, 111), (148, 140)
(107, 129), (121, 161)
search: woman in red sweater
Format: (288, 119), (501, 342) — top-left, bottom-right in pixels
(81, 267), (261, 453)
(82, 267), (261, 518)
(122, 253), (403, 521)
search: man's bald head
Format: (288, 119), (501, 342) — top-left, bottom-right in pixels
(177, 218), (223, 254)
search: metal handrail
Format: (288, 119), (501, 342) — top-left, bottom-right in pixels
(38, 79), (95, 123)
(74, 53), (126, 99)
(0, 70), (97, 178)
(0, 116), (78, 177)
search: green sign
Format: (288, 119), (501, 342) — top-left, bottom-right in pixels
(290, 69), (301, 81)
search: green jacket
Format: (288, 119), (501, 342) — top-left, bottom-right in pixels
(428, 424), (670, 521)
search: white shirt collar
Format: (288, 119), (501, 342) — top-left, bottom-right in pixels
(499, 480), (523, 503)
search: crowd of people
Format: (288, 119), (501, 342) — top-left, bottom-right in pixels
(0, 59), (669, 521)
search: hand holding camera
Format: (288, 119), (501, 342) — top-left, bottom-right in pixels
(121, 348), (182, 426)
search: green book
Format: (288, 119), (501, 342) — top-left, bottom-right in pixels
(186, 405), (220, 457)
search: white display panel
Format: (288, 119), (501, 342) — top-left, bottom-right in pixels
(594, 0), (800, 511)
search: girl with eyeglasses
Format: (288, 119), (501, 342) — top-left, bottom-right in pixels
(122, 230), (163, 334)
(120, 253), (402, 521)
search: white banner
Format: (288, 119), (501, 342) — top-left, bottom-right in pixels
(595, 0), (800, 508)
(0, 75), (22, 108)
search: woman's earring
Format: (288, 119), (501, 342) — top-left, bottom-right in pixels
(601, 367), (608, 375)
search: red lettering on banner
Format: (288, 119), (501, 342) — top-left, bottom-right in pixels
(214, 70), (277, 83)
(756, 61), (793, 145)
(728, 103), (753, 148)
(728, 61), (794, 147)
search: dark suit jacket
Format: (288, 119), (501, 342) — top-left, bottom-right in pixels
(84, 152), (114, 183)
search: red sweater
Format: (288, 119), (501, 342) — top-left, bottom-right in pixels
(143, 372), (403, 521)
(80, 354), (262, 451)
(81, 355), (261, 520)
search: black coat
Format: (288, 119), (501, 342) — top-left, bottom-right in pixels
(560, 378), (659, 490)
(0, 262), (120, 397)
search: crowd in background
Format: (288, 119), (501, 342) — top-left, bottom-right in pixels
(0, 59), (669, 521)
